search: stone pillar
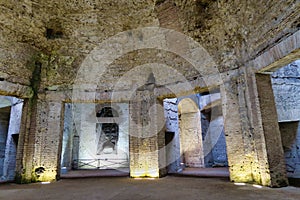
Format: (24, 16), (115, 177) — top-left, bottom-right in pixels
(15, 99), (35, 183)
(129, 74), (166, 178)
(221, 69), (288, 187)
(220, 73), (254, 183)
(178, 99), (204, 168)
(16, 98), (64, 183)
(254, 73), (288, 187)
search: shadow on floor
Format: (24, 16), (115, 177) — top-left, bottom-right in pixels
(169, 167), (230, 178)
(288, 178), (300, 187)
(60, 169), (130, 179)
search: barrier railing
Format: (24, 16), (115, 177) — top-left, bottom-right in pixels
(72, 158), (128, 169)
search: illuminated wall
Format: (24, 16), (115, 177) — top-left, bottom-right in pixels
(129, 74), (166, 178)
(73, 103), (129, 169)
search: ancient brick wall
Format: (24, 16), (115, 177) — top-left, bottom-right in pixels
(0, 0), (299, 186)
(272, 60), (300, 178)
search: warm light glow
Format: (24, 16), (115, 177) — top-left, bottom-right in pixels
(234, 183), (246, 186)
(41, 182), (51, 184)
(229, 153), (271, 185)
(252, 184), (263, 189)
(130, 168), (159, 178)
(34, 167), (57, 182)
(129, 151), (160, 179)
(134, 177), (157, 180)
(39, 171), (57, 182)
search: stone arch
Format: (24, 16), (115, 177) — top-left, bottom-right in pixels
(178, 98), (199, 115)
(178, 98), (204, 168)
(96, 107), (119, 118)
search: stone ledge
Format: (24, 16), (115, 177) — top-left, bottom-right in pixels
(0, 81), (33, 98)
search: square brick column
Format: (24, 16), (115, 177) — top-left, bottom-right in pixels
(178, 98), (204, 168)
(254, 73), (288, 187)
(220, 74), (254, 183)
(129, 84), (166, 178)
(16, 98), (64, 183)
(221, 70), (288, 187)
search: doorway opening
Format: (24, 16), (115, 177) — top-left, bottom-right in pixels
(163, 91), (229, 177)
(271, 59), (300, 179)
(60, 103), (129, 177)
(0, 96), (23, 182)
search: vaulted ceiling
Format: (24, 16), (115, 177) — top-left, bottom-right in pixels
(0, 0), (299, 91)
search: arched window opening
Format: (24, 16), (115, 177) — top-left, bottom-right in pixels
(96, 107), (119, 118)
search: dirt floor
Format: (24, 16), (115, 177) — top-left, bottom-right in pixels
(0, 176), (299, 200)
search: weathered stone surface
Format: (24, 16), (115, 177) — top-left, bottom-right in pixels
(272, 60), (300, 121)
(279, 121), (300, 178)
(272, 60), (300, 178)
(0, 0), (299, 187)
(0, 81), (33, 98)
(1, 0), (298, 90)
(174, 0), (300, 71)
(255, 73), (288, 187)
(178, 98), (204, 168)
(221, 75), (255, 184)
(129, 84), (166, 177)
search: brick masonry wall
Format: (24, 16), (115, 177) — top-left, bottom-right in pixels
(272, 60), (300, 178)
(0, 0), (298, 186)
